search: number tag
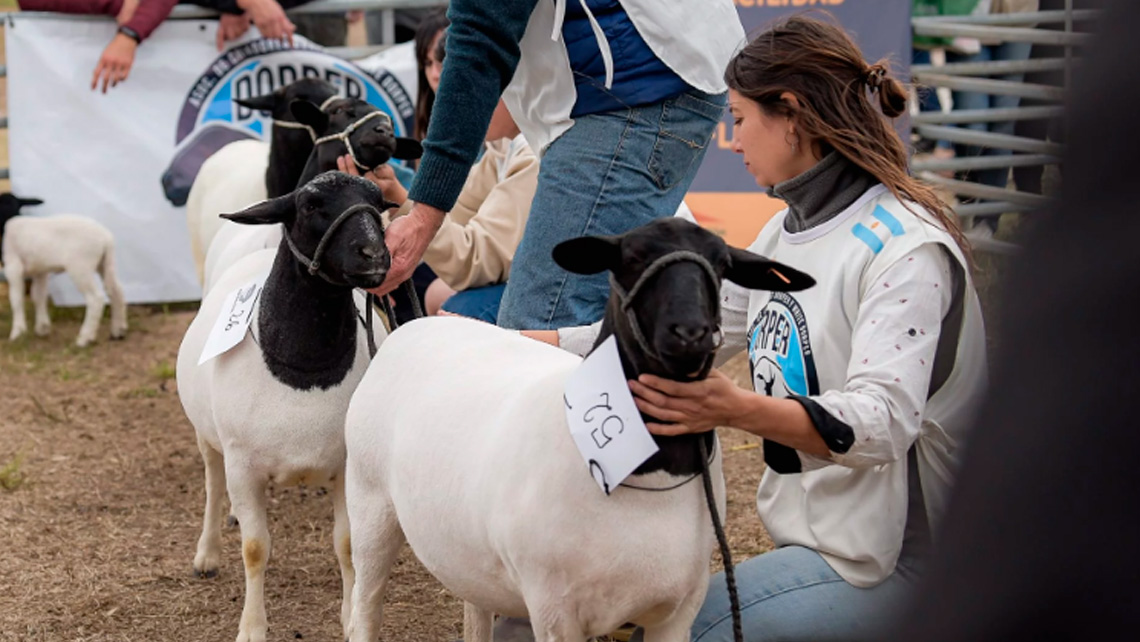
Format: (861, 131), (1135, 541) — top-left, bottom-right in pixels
(565, 336), (659, 494)
(198, 272), (269, 365)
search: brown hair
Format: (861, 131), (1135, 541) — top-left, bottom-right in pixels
(725, 14), (971, 260)
(413, 8), (451, 143)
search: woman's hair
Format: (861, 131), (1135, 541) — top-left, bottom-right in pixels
(413, 7), (451, 143)
(725, 14), (971, 259)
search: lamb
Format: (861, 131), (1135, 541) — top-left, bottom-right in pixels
(175, 173), (396, 642)
(341, 218), (815, 642)
(1, 194), (127, 347)
(185, 78), (338, 284)
(201, 97), (422, 294)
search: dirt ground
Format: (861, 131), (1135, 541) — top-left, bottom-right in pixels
(0, 287), (774, 642)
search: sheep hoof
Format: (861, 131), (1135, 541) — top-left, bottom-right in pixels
(110, 332), (126, 341)
(193, 566), (218, 579)
(226, 514), (239, 528)
(34, 324), (50, 337)
(75, 337), (93, 348)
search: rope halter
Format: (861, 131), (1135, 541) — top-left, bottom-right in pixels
(271, 95), (341, 142)
(609, 250), (724, 373)
(282, 202), (385, 282)
(313, 109), (394, 171)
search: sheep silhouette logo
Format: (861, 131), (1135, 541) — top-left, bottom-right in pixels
(160, 38), (415, 207)
(747, 291), (819, 399)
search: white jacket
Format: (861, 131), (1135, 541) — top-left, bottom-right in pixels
(502, 0), (745, 153)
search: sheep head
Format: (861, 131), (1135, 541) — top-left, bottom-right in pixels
(221, 172), (397, 290)
(553, 218), (814, 381)
(291, 97), (423, 173)
(232, 77), (338, 123)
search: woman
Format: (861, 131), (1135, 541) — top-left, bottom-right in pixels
(540, 15), (988, 641)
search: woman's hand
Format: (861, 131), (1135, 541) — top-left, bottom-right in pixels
(91, 34), (138, 93)
(217, 13), (253, 51)
(237, 0), (295, 44)
(337, 156), (409, 206)
(629, 369), (751, 436)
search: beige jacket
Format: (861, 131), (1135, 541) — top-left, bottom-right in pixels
(419, 135), (538, 290)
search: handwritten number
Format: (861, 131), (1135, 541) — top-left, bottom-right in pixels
(583, 392), (612, 423)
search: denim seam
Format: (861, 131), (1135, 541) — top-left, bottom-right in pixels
(543, 108), (636, 326)
(692, 576), (849, 641)
(649, 100), (673, 189)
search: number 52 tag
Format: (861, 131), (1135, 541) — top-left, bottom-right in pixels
(565, 336), (660, 494)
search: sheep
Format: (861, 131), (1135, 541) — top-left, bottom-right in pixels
(176, 172), (398, 642)
(1, 194), (127, 348)
(185, 78), (339, 284)
(341, 217), (815, 642)
(201, 97), (422, 294)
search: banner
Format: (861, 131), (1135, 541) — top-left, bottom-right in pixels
(5, 16), (418, 304)
(687, 0), (913, 248)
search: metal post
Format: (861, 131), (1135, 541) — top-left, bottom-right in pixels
(382, 8), (396, 45)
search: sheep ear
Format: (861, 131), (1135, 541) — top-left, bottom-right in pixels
(17, 198), (44, 207)
(221, 193), (295, 226)
(724, 247), (815, 292)
(233, 94), (278, 113)
(392, 137), (423, 160)
(290, 99), (328, 133)
(552, 235), (621, 275)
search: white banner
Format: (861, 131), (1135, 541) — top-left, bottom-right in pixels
(5, 16), (418, 304)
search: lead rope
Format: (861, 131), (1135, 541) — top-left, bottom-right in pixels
(698, 437), (743, 642)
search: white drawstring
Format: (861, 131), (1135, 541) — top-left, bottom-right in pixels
(551, 0), (615, 90)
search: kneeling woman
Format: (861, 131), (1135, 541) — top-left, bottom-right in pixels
(540, 15), (988, 642)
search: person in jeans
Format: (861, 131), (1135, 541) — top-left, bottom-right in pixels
(528, 15), (988, 642)
(368, 0), (743, 330)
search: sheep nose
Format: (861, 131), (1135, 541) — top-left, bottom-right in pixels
(360, 245), (379, 259)
(670, 323), (710, 345)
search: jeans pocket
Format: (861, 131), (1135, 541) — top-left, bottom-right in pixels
(647, 90), (726, 190)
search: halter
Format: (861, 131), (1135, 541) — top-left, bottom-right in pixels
(313, 110), (393, 171)
(609, 250), (724, 374)
(270, 95), (340, 142)
(280, 199), (424, 356)
(282, 202), (384, 281)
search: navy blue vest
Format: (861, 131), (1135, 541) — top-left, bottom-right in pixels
(561, 0), (692, 117)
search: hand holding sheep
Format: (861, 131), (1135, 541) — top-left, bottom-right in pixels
(630, 369), (752, 436)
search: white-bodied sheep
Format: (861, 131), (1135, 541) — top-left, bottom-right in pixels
(342, 218), (815, 642)
(185, 79), (339, 284)
(1, 194), (126, 348)
(176, 173), (396, 642)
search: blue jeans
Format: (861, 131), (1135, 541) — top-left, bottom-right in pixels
(440, 283), (506, 324)
(495, 88), (726, 329)
(631, 546), (922, 642)
(947, 42), (1035, 189)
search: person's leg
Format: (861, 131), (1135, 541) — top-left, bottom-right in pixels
(496, 89), (726, 329)
(635, 546), (920, 642)
(440, 284), (507, 324)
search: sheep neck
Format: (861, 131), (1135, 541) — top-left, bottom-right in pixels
(255, 239), (359, 391)
(266, 127), (316, 198)
(593, 301), (716, 479)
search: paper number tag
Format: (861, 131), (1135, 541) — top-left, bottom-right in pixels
(198, 273), (269, 365)
(565, 336), (660, 494)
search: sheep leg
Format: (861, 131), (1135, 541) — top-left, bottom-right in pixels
(330, 475), (355, 638)
(5, 259), (27, 340)
(99, 245), (127, 339)
(193, 434), (227, 579)
(68, 267), (103, 347)
(640, 589), (706, 642)
(525, 603), (587, 642)
(226, 465), (271, 642)
(30, 275), (51, 336)
(345, 494), (404, 642)
(464, 603), (494, 642)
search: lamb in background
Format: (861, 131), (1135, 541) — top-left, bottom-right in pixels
(1, 193), (126, 348)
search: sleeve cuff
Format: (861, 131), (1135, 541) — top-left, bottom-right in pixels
(789, 395), (856, 454)
(407, 150), (473, 213)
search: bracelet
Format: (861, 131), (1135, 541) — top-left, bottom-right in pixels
(117, 25), (141, 43)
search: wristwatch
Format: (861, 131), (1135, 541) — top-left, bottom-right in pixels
(117, 25), (141, 43)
